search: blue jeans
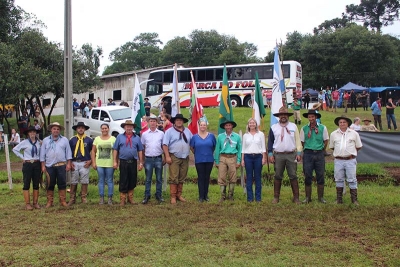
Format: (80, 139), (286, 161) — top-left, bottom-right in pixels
(144, 156), (163, 198)
(386, 114), (397, 130)
(97, 167), (114, 197)
(195, 162), (213, 200)
(303, 150), (325, 186)
(244, 154), (263, 202)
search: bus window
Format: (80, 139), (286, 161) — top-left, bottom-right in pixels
(196, 69), (214, 81)
(151, 72), (163, 82)
(282, 64), (290, 79)
(215, 68), (223, 80)
(179, 70), (190, 82)
(146, 83), (162, 96)
(254, 66), (273, 79)
(163, 71), (173, 83)
(243, 67), (253, 79)
(232, 68), (243, 79)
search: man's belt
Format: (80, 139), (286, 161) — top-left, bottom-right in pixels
(24, 159), (40, 163)
(220, 153), (236, 158)
(335, 155), (355, 160)
(145, 155), (162, 159)
(304, 149), (323, 153)
(274, 150), (296, 154)
(120, 159), (136, 163)
(52, 162), (67, 167)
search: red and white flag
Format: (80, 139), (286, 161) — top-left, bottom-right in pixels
(188, 70), (202, 134)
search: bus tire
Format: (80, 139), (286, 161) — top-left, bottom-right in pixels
(230, 96), (241, 107)
(244, 97), (253, 108)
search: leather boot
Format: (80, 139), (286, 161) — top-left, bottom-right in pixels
(176, 183), (186, 202)
(141, 195), (150, 204)
(127, 190), (135, 204)
(59, 190), (68, 207)
(295, 119), (298, 124)
(219, 186), (226, 203)
(45, 190), (54, 208)
(228, 183), (235, 201)
(81, 184), (88, 204)
(350, 189), (359, 206)
(99, 196), (104, 205)
(317, 184), (326, 203)
(302, 185), (312, 204)
(336, 187), (343, 204)
(290, 179), (300, 204)
(68, 184), (77, 206)
(120, 193), (126, 206)
(170, 184), (177, 204)
(32, 190), (40, 209)
(108, 196), (113, 205)
(272, 180), (282, 204)
(23, 190), (33, 210)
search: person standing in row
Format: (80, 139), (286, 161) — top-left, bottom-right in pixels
(40, 122), (72, 208)
(214, 120), (242, 202)
(303, 90), (311, 109)
(92, 124), (116, 205)
(68, 122), (93, 206)
(329, 116), (362, 205)
(292, 96), (302, 125)
(360, 90), (369, 111)
(371, 98), (383, 131)
(141, 115), (165, 204)
(163, 114), (193, 204)
(190, 119), (216, 202)
(299, 110), (329, 204)
(350, 90), (357, 111)
(113, 120), (144, 206)
(386, 97), (397, 131)
(241, 118), (266, 202)
(267, 107), (302, 204)
(13, 126), (41, 210)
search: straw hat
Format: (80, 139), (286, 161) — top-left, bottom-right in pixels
(120, 120), (136, 128)
(47, 122), (64, 131)
(273, 106), (293, 117)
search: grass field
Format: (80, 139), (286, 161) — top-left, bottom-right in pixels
(1, 106), (399, 266)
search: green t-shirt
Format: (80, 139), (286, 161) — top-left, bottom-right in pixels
(93, 136), (116, 167)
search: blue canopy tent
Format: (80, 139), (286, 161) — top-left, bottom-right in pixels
(337, 82), (369, 107)
(369, 87), (400, 105)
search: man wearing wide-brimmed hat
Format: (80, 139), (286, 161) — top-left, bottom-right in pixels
(267, 106), (302, 204)
(144, 97), (151, 117)
(12, 126), (42, 210)
(299, 109), (329, 203)
(113, 120), (144, 206)
(40, 122), (72, 208)
(214, 120), (241, 202)
(329, 115), (362, 205)
(360, 118), (379, 132)
(68, 122), (93, 206)
(162, 114), (193, 204)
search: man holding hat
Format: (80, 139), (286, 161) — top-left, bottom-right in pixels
(40, 122), (72, 208)
(68, 122), (93, 205)
(13, 126), (42, 210)
(141, 115), (165, 204)
(144, 97), (151, 117)
(299, 110), (329, 203)
(163, 114), (193, 204)
(267, 106), (302, 204)
(214, 120), (242, 202)
(329, 116), (362, 205)
(113, 120), (144, 206)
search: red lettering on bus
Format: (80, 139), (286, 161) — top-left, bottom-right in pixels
(242, 81), (248, 88)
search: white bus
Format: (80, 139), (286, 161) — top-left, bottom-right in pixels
(145, 61), (302, 108)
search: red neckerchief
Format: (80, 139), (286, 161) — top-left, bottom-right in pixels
(173, 126), (188, 143)
(377, 102), (381, 110)
(308, 123), (319, 139)
(279, 123), (290, 141)
(125, 133), (134, 148)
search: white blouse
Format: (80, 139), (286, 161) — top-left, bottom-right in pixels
(242, 131), (266, 154)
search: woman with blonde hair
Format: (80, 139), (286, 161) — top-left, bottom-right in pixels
(241, 118), (267, 202)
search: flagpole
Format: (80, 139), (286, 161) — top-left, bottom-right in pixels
(174, 63), (180, 114)
(278, 40), (287, 107)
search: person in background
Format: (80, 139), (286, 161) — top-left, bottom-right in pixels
(350, 117), (361, 131)
(97, 97), (102, 107)
(300, 110), (329, 204)
(303, 90), (311, 109)
(163, 114), (193, 204)
(295, 87), (302, 109)
(360, 90), (369, 111)
(162, 114), (173, 132)
(107, 98), (116, 106)
(386, 97), (397, 131)
(144, 97), (151, 117)
(9, 128), (20, 147)
(371, 98), (383, 130)
(12, 126), (41, 210)
(292, 96), (302, 125)
(18, 111), (30, 136)
(68, 122), (93, 206)
(241, 118), (266, 202)
(329, 116), (362, 205)
(113, 120), (144, 206)
(331, 88), (340, 112)
(343, 91), (350, 113)
(267, 106), (302, 204)
(73, 98), (79, 117)
(92, 123), (116, 205)
(190, 119), (216, 202)
(325, 86), (331, 111)
(350, 90), (357, 111)
(33, 110), (44, 139)
(140, 115), (148, 135)
(360, 118), (379, 132)
(40, 122), (72, 208)
(265, 89), (272, 109)
(318, 91), (324, 111)
(79, 98), (86, 115)
(141, 115), (165, 204)
(214, 120), (242, 202)
(83, 104), (89, 118)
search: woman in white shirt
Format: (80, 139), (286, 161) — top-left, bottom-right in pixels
(241, 118), (267, 202)
(9, 128), (20, 147)
(350, 117), (361, 131)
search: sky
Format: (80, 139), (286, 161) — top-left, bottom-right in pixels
(14, 0), (400, 74)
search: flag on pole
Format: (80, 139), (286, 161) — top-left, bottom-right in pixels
(218, 64), (234, 134)
(171, 63), (179, 117)
(132, 73), (146, 134)
(188, 70), (203, 135)
(252, 71), (266, 130)
(270, 45), (285, 126)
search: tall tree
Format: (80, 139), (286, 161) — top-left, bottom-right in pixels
(313, 17), (351, 34)
(344, 0), (400, 33)
(0, 0), (23, 42)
